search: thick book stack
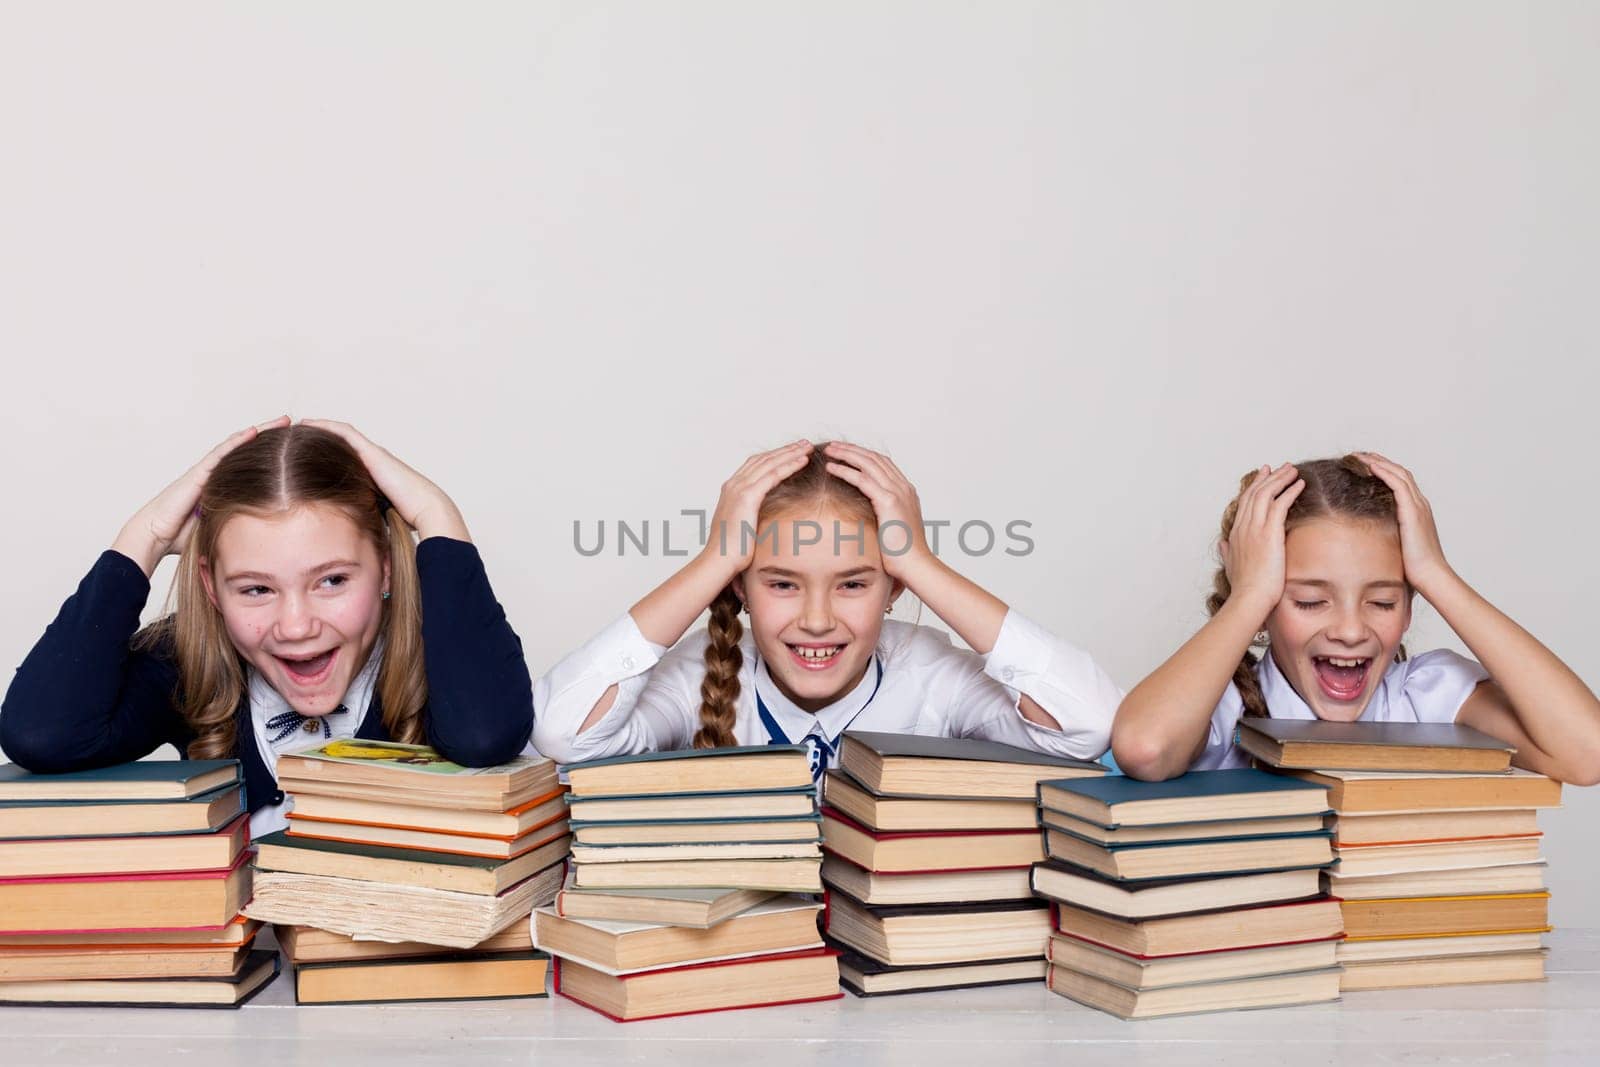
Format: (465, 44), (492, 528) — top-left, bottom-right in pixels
(0, 760), (279, 1007)
(1031, 769), (1344, 1019)
(1239, 719), (1560, 991)
(820, 732), (1105, 996)
(242, 740), (567, 1003)
(540, 745), (838, 1020)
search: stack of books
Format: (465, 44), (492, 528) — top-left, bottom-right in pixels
(820, 732), (1105, 996)
(0, 760), (278, 1007)
(536, 745), (838, 1020)
(1032, 768), (1344, 1019)
(241, 740), (567, 1002)
(1238, 719), (1560, 991)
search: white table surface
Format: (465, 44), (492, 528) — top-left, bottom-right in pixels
(5, 928), (1596, 1066)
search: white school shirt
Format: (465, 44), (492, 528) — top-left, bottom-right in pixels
(1192, 647), (1491, 771)
(530, 609), (1123, 770)
(245, 639), (383, 838)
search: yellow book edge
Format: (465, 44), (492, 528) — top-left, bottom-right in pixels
(1339, 892), (1550, 905)
(1342, 925), (1554, 943)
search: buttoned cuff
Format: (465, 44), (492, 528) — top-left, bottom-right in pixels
(588, 612), (667, 683)
(983, 608), (1055, 693)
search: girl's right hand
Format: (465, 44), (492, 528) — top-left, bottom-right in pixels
(112, 417), (290, 576)
(1219, 462), (1305, 622)
(698, 440), (813, 580)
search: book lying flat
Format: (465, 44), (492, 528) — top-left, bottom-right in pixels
(552, 875), (779, 929)
(0, 783), (245, 840)
(287, 816), (571, 861)
(1043, 827), (1333, 882)
(824, 891), (1051, 967)
(1051, 897), (1345, 958)
(0, 853), (252, 933)
(1038, 769), (1330, 828)
(1041, 809), (1327, 847)
(822, 771), (1040, 832)
(1340, 892), (1551, 939)
(1048, 961), (1341, 1019)
(0, 760), (240, 802)
(1331, 836), (1543, 878)
(571, 815), (823, 846)
(288, 786), (569, 839)
(1325, 861), (1548, 900)
(0, 814), (250, 878)
(1339, 949), (1547, 991)
(0, 948), (279, 1008)
(1048, 933), (1340, 990)
(839, 732), (1104, 799)
(253, 828), (571, 895)
(0, 916), (258, 949)
(822, 854), (1035, 906)
(0, 941), (251, 982)
(569, 840), (821, 865)
(821, 808), (1044, 873)
(836, 948), (1046, 997)
(1335, 930), (1548, 963)
(244, 859), (565, 949)
(276, 741), (559, 812)
(276, 921), (533, 964)
(563, 746), (814, 798)
(1238, 719), (1514, 773)
(554, 947), (842, 1022)
(1330, 808), (1541, 845)
(566, 789), (817, 823)
(572, 857), (822, 893)
(532, 896), (822, 974)
(1030, 861), (1323, 920)
(1279, 767), (1561, 813)
(294, 950), (551, 1004)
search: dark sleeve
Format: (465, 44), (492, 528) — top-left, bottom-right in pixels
(417, 537), (534, 767)
(1, 551), (188, 772)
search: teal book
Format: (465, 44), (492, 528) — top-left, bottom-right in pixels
(0, 760), (241, 802)
(1037, 769), (1329, 829)
(563, 745), (814, 798)
(0, 782), (246, 840)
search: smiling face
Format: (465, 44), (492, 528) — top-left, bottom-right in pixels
(1264, 517), (1412, 721)
(734, 506), (901, 713)
(202, 504), (389, 716)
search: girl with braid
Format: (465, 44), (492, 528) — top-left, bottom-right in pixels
(533, 441), (1122, 784)
(1112, 454), (1600, 784)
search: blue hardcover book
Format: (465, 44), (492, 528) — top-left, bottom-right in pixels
(563, 745), (813, 798)
(1036, 768), (1329, 829)
(0, 760), (241, 803)
(0, 782), (246, 840)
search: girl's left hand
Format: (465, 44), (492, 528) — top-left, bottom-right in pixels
(301, 419), (470, 542)
(1357, 452), (1454, 595)
(822, 442), (931, 579)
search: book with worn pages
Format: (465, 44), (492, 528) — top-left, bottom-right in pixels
(1237, 719), (1514, 773)
(532, 896), (822, 974)
(0, 949), (280, 1008)
(293, 951), (550, 1005)
(554, 947), (842, 1021)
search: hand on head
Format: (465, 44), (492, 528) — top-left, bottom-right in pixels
(820, 442), (929, 580)
(299, 419), (467, 540)
(1354, 452), (1454, 595)
(701, 440), (814, 579)
(1219, 462), (1305, 621)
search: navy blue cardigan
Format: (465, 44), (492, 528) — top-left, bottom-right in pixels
(0, 537), (533, 814)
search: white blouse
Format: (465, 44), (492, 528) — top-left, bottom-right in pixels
(530, 609), (1123, 772)
(1193, 647), (1491, 771)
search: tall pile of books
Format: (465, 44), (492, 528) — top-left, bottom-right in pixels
(1238, 719), (1560, 991)
(241, 740), (568, 1004)
(535, 744), (838, 1021)
(0, 760), (278, 1007)
(819, 733), (1104, 996)
(1032, 768), (1344, 1019)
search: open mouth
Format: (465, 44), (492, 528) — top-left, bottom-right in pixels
(275, 648), (339, 688)
(1311, 655), (1371, 702)
(787, 643), (846, 671)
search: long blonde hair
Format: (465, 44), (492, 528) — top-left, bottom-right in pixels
(1207, 454), (1407, 717)
(141, 426), (427, 758)
(694, 445), (880, 748)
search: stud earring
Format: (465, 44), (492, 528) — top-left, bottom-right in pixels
(885, 604), (894, 616)
(382, 590), (391, 601)
(1252, 630), (1269, 645)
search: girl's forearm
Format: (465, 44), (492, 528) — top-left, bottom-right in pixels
(629, 551), (737, 648)
(894, 553), (1007, 654)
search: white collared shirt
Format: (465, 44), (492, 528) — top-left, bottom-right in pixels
(530, 609), (1123, 769)
(1193, 647), (1491, 771)
(245, 639), (384, 838)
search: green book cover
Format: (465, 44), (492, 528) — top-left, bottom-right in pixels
(254, 829), (509, 871)
(0, 760), (241, 800)
(282, 740), (546, 778)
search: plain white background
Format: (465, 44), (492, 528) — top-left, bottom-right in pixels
(1, 3), (1595, 922)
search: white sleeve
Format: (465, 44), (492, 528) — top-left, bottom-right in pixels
(529, 613), (699, 764)
(1398, 649), (1492, 723)
(944, 609), (1123, 761)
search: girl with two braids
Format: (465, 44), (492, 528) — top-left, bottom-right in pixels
(1, 419), (535, 836)
(533, 441), (1122, 782)
(1111, 453), (1600, 784)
